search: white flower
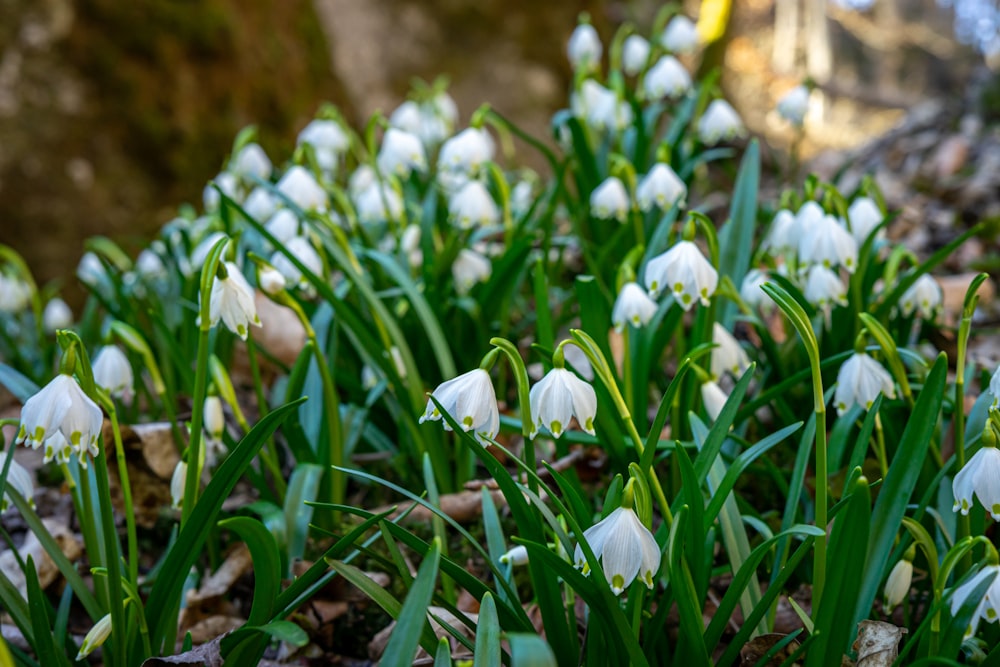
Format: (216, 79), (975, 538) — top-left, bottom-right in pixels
(763, 209), (798, 254)
(16, 374), (103, 460)
(590, 177), (630, 222)
(420, 368), (500, 446)
(243, 187), (280, 222)
(93, 346), (134, 403)
(355, 183), (404, 225)
(0, 451), (34, 511)
(231, 143), (272, 182)
(76, 613), (113, 660)
(884, 558), (913, 610)
(258, 265), (286, 295)
(204, 395), (225, 443)
(298, 119), (350, 173)
(136, 249), (167, 281)
(698, 100), (744, 145)
(400, 225), (422, 268)
(899, 274), (941, 320)
(948, 564), (1000, 638)
(574, 507), (660, 595)
(204, 172), (239, 212)
(571, 80), (632, 132)
(170, 460), (187, 510)
(798, 214), (858, 273)
(636, 163), (686, 211)
(643, 56), (692, 100)
(740, 269), (769, 309)
(272, 236), (323, 288)
(795, 201), (825, 239)
(622, 35), (650, 76)
(568, 23), (602, 70)
(510, 180), (534, 218)
(264, 209), (299, 246)
(711, 323), (750, 380)
(389, 101), (423, 136)
(499, 545), (529, 566)
(202, 262), (261, 340)
(449, 181), (500, 229)
(529, 367), (597, 438)
(348, 165), (377, 197)
(701, 381), (729, 421)
(42, 298), (72, 332)
(803, 265), (847, 310)
(847, 197), (885, 244)
(776, 85), (809, 126)
(438, 128), (494, 176)
(660, 15), (698, 53)
(452, 249), (492, 295)
(276, 166), (328, 213)
(77, 252), (106, 288)
(0, 274), (31, 312)
(644, 240), (718, 309)
(377, 128), (427, 177)
(834, 352), (895, 414)
(612, 282), (658, 331)
(953, 446), (1000, 519)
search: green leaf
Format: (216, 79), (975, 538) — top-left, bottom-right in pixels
(24, 557), (62, 667)
(474, 593), (502, 667)
(379, 538), (442, 667)
(692, 364), (755, 483)
(217, 517), (280, 626)
(509, 634), (558, 667)
(0, 364), (39, 404)
(283, 463), (324, 573)
(717, 140), (760, 327)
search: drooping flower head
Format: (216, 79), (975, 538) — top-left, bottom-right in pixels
(449, 181), (500, 229)
(711, 323), (750, 380)
(636, 163), (686, 212)
(948, 564), (1000, 638)
(953, 442), (1000, 520)
(899, 274), (942, 321)
(276, 166), (328, 213)
(660, 15), (698, 53)
(776, 85), (809, 126)
(589, 177), (630, 222)
(420, 368), (500, 446)
(16, 374), (103, 462)
(847, 197), (885, 245)
(201, 262), (262, 340)
(697, 99), (744, 145)
(612, 282), (657, 331)
(798, 214), (858, 273)
(529, 366), (597, 438)
(834, 352), (895, 414)
(644, 240), (718, 309)
(567, 21), (602, 71)
(452, 249), (492, 295)
(574, 505), (660, 595)
(0, 451), (34, 510)
(93, 346), (134, 403)
(622, 34), (651, 76)
(643, 56), (692, 100)
(377, 128), (427, 177)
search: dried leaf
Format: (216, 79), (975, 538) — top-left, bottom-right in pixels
(853, 620), (906, 667)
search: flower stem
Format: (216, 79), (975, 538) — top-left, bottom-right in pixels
(105, 402), (138, 587)
(93, 443), (128, 665)
(245, 335), (287, 499)
(811, 360), (828, 609)
(182, 325), (210, 525)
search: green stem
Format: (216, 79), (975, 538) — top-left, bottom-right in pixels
(245, 336), (286, 499)
(181, 326), (211, 525)
(105, 403), (138, 587)
(93, 446), (127, 665)
(873, 413), (888, 480)
(811, 369), (828, 609)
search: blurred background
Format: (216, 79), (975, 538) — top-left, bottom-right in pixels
(0, 0), (995, 291)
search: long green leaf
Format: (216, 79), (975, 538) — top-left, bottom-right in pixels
(380, 539), (442, 667)
(509, 634), (558, 667)
(25, 557), (62, 667)
(283, 463), (323, 574)
(0, 364), (38, 403)
(474, 593), (501, 667)
(217, 517), (280, 626)
(717, 140), (760, 327)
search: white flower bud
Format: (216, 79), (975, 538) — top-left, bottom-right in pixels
(589, 177), (630, 222)
(643, 56), (692, 100)
(776, 85), (809, 126)
(42, 298), (72, 332)
(568, 23), (602, 70)
(698, 100), (744, 145)
(622, 35), (650, 76)
(660, 15), (698, 54)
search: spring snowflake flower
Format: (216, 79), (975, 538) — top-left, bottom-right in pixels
(763, 208), (797, 254)
(377, 128), (427, 177)
(636, 163), (686, 211)
(297, 119), (350, 173)
(231, 143), (272, 182)
(257, 264), (287, 295)
(740, 269), (769, 310)
(612, 282), (657, 331)
(899, 274), (942, 320)
(644, 240), (718, 309)
(776, 85), (809, 126)
(243, 187), (280, 222)
(702, 381), (729, 421)
(884, 555), (913, 610)
(170, 460), (186, 510)
(798, 213), (858, 273)
(264, 209), (299, 246)
(572, 80), (632, 132)
(529, 367), (597, 438)
(590, 177), (630, 222)
(438, 128), (494, 176)
(643, 56), (692, 100)
(500, 545), (529, 566)
(953, 445), (1000, 519)
(420, 368), (500, 446)
(847, 197), (885, 244)
(452, 249), (492, 295)
(574, 507), (660, 595)
(17, 374), (103, 461)
(698, 100), (744, 145)
(389, 101), (423, 138)
(711, 323), (750, 380)
(135, 248), (167, 281)
(948, 564), (1000, 638)
(93, 346), (134, 403)
(804, 265), (847, 310)
(449, 181), (500, 229)
(203, 172), (238, 212)
(42, 298), (72, 332)
(201, 262), (261, 340)
(355, 183), (404, 225)
(0, 274), (31, 313)
(276, 166), (328, 213)
(272, 236), (323, 288)
(622, 34), (650, 76)
(76, 613), (113, 660)
(0, 451), (34, 510)
(567, 22), (602, 70)
(834, 352), (895, 414)
(660, 15), (698, 53)
(77, 251), (106, 288)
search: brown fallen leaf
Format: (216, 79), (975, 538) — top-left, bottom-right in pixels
(186, 543), (253, 606)
(184, 615), (245, 646)
(739, 633), (801, 666)
(141, 635), (225, 667)
(853, 620), (906, 667)
(104, 422), (179, 529)
(0, 517), (82, 599)
(369, 606), (478, 662)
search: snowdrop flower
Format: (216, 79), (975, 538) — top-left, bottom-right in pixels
(834, 352), (895, 414)
(420, 368), (500, 446)
(389, 101), (423, 137)
(574, 507), (660, 595)
(776, 85), (809, 126)
(803, 265), (847, 310)
(702, 381), (729, 421)
(76, 613), (113, 660)
(643, 56), (692, 100)
(93, 346), (134, 403)
(612, 282), (658, 331)
(170, 460), (187, 510)
(763, 209), (798, 254)
(899, 274), (942, 320)
(847, 197), (885, 244)
(644, 240), (718, 309)
(452, 249), (492, 295)
(697, 100), (744, 145)
(355, 183), (404, 225)
(400, 224), (422, 268)
(438, 128), (494, 176)
(636, 163), (686, 211)
(377, 128), (427, 177)
(0, 451), (33, 510)
(948, 564), (1000, 638)
(953, 444), (1000, 519)
(449, 181), (500, 229)
(529, 367), (597, 438)
(264, 209), (299, 246)
(510, 180), (534, 218)
(660, 15), (698, 53)
(204, 395), (225, 442)
(567, 22), (602, 70)
(622, 34), (650, 76)
(272, 236), (323, 288)
(0, 274), (31, 313)
(572, 80), (632, 132)
(499, 545), (529, 566)
(201, 262), (261, 340)
(243, 187), (279, 222)
(77, 252), (106, 288)
(42, 298), (72, 332)
(136, 249), (167, 283)
(257, 264), (286, 295)
(884, 553), (913, 610)
(799, 214), (858, 273)
(204, 172), (239, 212)
(590, 177), (630, 222)
(17, 374), (103, 460)
(348, 165), (377, 197)
(231, 143), (272, 182)
(740, 269), (769, 310)
(711, 323), (750, 380)
(298, 119), (350, 173)
(276, 166), (328, 213)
